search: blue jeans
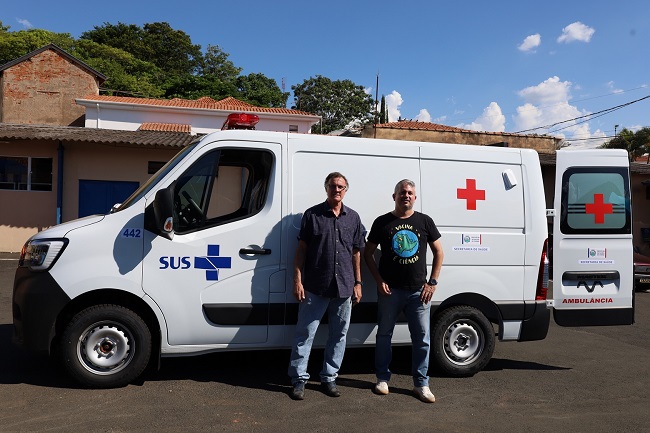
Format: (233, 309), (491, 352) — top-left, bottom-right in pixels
(288, 291), (352, 385)
(375, 287), (431, 388)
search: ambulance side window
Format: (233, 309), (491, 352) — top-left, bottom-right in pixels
(174, 148), (273, 233)
(560, 167), (630, 235)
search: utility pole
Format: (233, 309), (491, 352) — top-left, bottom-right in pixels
(374, 72), (379, 138)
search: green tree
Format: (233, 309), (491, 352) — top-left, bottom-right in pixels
(379, 95), (388, 124)
(292, 75), (374, 134)
(80, 22), (143, 50)
(81, 22), (287, 102)
(600, 127), (650, 161)
(199, 45), (241, 81)
(142, 22), (202, 75)
(164, 43), (241, 100)
(71, 39), (166, 97)
(0, 27), (165, 97)
(81, 22), (202, 76)
(163, 74), (238, 100)
(1, 22), (285, 107)
(0, 28), (75, 64)
(236, 73), (288, 108)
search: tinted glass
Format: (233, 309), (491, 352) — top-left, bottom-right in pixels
(173, 148), (273, 233)
(560, 167), (630, 234)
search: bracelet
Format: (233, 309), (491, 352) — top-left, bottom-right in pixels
(354, 280), (363, 286)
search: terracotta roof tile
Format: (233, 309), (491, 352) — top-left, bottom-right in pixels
(376, 120), (557, 139)
(139, 122), (192, 133)
(80, 95), (316, 116)
(376, 120), (471, 133)
(634, 154), (650, 163)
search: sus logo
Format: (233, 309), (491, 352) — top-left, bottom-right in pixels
(194, 245), (232, 281)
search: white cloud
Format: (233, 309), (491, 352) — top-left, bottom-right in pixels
(517, 76), (571, 105)
(17, 18), (33, 28)
(607, 81), (624, 94)
(513, 76), (602, 148)
(631, 125), (644, 132)
(518, 34), (541, 52)
(456, 102), (506, 132)
(385, 90), (403, 122)
(415, 109), (431, 123)
(563, 128), (608, 149)
(557, 21), (595, 43)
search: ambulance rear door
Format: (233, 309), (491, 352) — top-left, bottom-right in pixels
(552, 149), (634, 326)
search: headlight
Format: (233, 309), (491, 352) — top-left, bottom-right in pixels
(19, 239), (68, 271)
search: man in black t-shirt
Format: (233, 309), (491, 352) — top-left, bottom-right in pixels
(364, 179), (444, 403)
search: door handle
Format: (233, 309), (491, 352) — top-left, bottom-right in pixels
(562, 271), (620, 281)
(239, 248), (272, 255)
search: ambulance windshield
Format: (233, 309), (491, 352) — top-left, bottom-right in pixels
(113, 141), (199, 212)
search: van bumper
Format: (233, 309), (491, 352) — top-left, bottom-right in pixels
(518, 300), (550, 341)
(12, 267), (70, 353)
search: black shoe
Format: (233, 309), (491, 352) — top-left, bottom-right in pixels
(322, 381), (341, 397)
(290, 382), (305, 400)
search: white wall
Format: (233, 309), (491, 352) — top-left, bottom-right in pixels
(81, 101), (317, 134)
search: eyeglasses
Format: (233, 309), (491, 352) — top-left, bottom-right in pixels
(327, 184), (347, 191)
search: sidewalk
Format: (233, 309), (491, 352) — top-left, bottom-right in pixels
(0, 252), (20, 260)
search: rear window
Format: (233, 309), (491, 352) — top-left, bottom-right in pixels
(560, 167), (630, 235)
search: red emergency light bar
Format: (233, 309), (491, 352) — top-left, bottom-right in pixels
(222, 113), (260, 130)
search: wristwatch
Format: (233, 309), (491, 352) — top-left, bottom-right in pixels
(428, 278), (438, 286)
(354, 280), (363, 286)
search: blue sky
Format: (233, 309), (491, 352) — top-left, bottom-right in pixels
(3, 0), (649, 148)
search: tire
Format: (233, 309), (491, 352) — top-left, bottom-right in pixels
(635, 281), (650, 292)
(59, 304), (152, 388)
(431, 305), (495, 377)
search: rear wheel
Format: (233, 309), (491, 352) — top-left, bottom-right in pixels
(59, 304), (151, 388)
(431, 305), (495, 377)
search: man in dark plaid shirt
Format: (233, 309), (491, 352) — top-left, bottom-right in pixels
(288, 172), (365, 400)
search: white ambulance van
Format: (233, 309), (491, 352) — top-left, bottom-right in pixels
(12, 124), (634, 388)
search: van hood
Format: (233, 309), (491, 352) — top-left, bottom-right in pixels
(31, 215), (106, 240)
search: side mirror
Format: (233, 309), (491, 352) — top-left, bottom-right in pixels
(153, 187), (175, 240)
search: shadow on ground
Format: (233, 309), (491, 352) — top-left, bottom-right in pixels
(0, 324), (566, 392)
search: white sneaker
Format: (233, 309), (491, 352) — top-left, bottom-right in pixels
(413, 386), (436, 403)
(373, 380), (389, 395)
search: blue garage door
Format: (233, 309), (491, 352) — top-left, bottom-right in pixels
(78, 180), (139, 218)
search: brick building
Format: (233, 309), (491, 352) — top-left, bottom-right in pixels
(363, 120), (561, 153)
(0, 44), (106, 126)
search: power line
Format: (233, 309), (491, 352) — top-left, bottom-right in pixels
(513, 94), (650, 134)
(440, 86), (649, 126)
(563, 85), (649, 104)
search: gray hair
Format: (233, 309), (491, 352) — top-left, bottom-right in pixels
(324, 172), (349, 190)
(394, 179), (416, 195)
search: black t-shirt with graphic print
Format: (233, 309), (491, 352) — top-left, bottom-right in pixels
(367, 211), (441, 290)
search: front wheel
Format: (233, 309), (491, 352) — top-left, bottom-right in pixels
(431, 305), (495, 377)
(59, 304), (152, 388)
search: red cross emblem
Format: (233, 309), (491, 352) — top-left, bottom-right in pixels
(457, 179), (485, 210)
(584, 193), (613, 224)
